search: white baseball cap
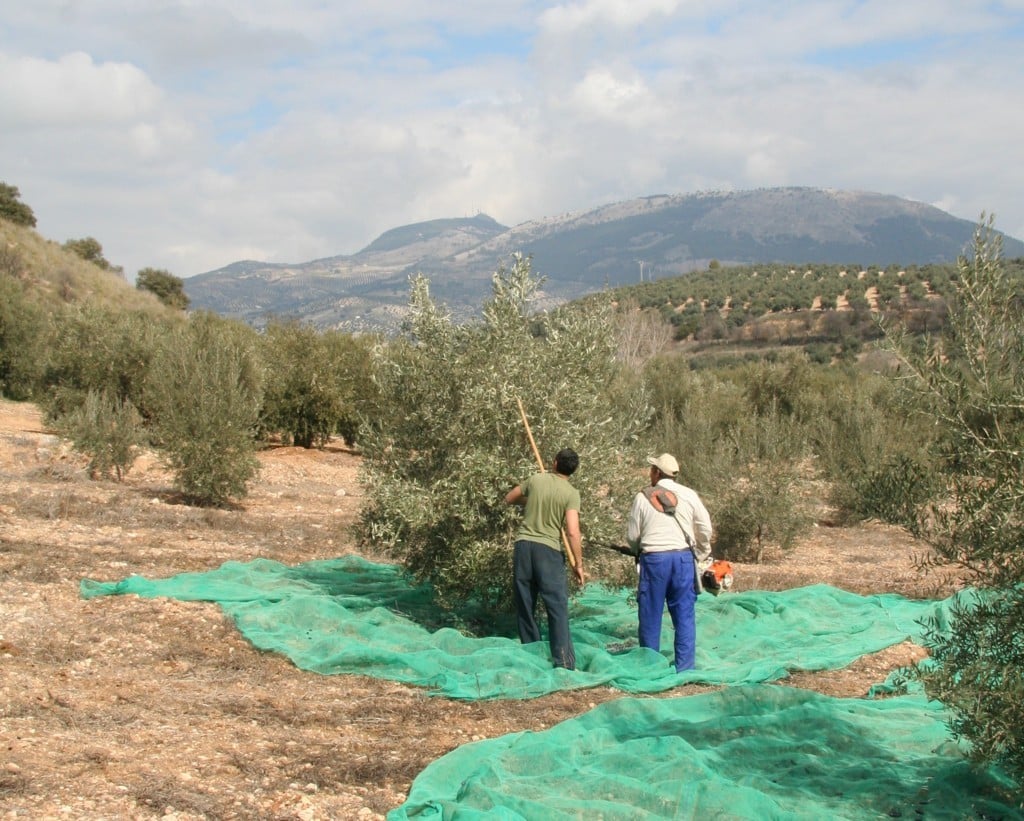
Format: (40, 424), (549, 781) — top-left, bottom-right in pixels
(647, 453), (679, 477)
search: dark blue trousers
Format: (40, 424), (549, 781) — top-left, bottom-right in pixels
(513, 539), (576, 669)
(637, 550), (697, 672)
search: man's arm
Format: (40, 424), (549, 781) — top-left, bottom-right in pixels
(691, 494), (714, 563)
(563, 508), (585, 584)
(505, 485), (526, 506)
(625, 493), (645, 553)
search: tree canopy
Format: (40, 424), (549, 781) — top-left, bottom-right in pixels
(357, 254), (651, 616)
(0, 182), (36, 227)
(136, 267), (190, 310)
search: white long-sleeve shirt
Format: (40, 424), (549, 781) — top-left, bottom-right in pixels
(626, 478), (713, 563)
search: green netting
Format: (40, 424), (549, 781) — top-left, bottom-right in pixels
(388, 685), (1020, 820)
(81, 555), (959, 700)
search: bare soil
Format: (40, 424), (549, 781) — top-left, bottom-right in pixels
(0, 398), (958, 819)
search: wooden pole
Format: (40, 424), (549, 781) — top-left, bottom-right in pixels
(516, 397), (577, 569)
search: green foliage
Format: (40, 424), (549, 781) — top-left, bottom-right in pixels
(323, 329), (379, 445)
(917, 589), (1024, 782)
(62, 237), (114, 271)
(258, 321), (373, 448)
(39, 303), (166, 423)
(812, 370), (937, 527)
(146, 313), (263, 506)
(888, 216), (1024, 783)
(601, 260), (962, 351)
(56, 390), (144, 480)
(0, 273), (49, 399)
(136, 267), (189, 310)
(712, 458), (809, 562)
(357, 254), (651, 614)
(642, 354), (812, 561)
(0, 182), (36, 227)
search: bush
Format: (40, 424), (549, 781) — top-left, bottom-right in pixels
(357, 255), (651, 615)
(813, 371), (937, 527)
(712, 459), (809, 562)
(643, 355), (812, 560)
(39, 302), (168, 423)
(136, 267), (189, 310)
(258, 323), (377, 448)
(888, 216), (1024, 783)
(0, 273), (49, 400)
(259, 321), (347, 448)
(62, 237), (114, 271)
(0, 182), (36, 227)
(146, 313), (263, 506)
(56, 390), (144, 480)
(918, 588), (1024, 781)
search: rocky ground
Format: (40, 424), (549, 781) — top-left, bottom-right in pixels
(0, 398), (957, 819)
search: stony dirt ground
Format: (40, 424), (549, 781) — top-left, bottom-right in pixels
(0, 398), (959, 819)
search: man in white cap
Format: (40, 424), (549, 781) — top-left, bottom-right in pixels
(625, 453), (713, 672)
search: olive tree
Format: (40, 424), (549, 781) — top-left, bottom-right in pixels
(0, 274), (49, 399)
(146, 312), (263, 506)
(136, 267), (189, 310)
(0, 182), (36, 227)
(63, 237), (114, 270)
(357, 254), (650, 616)
(888, 216), (1024, 782)
(258, 321), (372, 448)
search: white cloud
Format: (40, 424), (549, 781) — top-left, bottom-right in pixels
(568, 67), (654, 120)
(1, 1), (1022, 279)
(539, 0), (683, 32)
(0, 51), (161, 127)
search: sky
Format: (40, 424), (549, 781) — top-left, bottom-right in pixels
(2, 1), (1023, 280)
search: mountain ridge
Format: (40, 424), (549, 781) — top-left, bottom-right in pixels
(184, 187), (1024, 332)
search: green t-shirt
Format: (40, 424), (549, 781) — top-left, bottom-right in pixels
(515, 473), (581, 552)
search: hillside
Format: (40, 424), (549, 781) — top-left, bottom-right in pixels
(183, 187), (1024, 332)
(0, 220), (173, 317)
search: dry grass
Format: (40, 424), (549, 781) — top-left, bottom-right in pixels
(1, 220), (174, 315)
(0, 397), (957, 818)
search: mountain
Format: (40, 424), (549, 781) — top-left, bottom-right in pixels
(184, 187), (1024, 332)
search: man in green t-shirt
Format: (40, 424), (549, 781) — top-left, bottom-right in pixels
(504, 448), (585, 669)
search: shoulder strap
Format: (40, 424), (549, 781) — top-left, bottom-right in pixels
(642, 486), (678, 514)
(642, 486), (694, 549)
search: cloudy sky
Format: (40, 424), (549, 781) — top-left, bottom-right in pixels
(3, 1), (1023, 280)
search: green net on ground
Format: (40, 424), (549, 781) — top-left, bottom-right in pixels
(388, 685), (1020, 820)
(81, 555), (957, 700)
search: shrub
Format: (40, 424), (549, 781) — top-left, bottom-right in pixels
(56, 390), (144, 480)
(259, 321), (344, 448)
(136, 268), (189, 310)
(0, 273), (49, 400)
(643, 355), (812, 560)
(258, 323), (378, 448)
(711, 459), (809, 562)
(811, 369), (935, 526)
(39, 302), (168, 423)
(888, 216), (1024, 783)
(146, 313), (263, 506)
(0, 182), (36, 227)
(62, 237), (114, 270)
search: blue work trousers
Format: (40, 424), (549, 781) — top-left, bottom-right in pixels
(637, 550), (697, 672)
(513, 539), (576, 670)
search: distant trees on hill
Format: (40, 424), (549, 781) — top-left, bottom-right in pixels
(0, 182), (36, 227)
(600, 261), (989, 350)
(62, 237), (115, 271)
(136, 267), (190, 311)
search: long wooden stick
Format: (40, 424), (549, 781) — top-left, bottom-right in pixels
(516, 397), (577, 569)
